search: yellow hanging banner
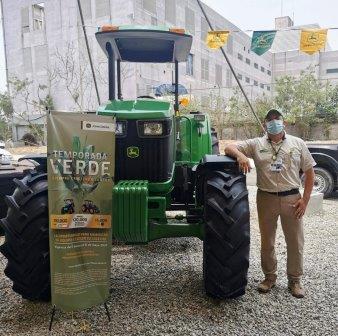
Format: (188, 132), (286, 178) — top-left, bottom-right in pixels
(206, 31), (230, 49)
(300, 29), (328, 55)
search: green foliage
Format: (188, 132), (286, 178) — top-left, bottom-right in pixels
(274, 70), (337, 139)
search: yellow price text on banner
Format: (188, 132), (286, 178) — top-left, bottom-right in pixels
(51, 214), (111, 229)
(206, 31), (230, 50)
(300, 29), (328, 55)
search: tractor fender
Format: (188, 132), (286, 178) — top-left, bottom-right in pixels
(18, 154), (47, 173)
(310, 152), (338, 185)
(194, 154), (241, 206)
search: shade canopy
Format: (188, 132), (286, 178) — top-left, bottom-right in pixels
(154, 84), (188, 96)
(95, 28), (192, 63)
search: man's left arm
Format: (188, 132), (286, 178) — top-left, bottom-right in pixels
(294, 167), (315, 219)
(294, 140), (316, 219)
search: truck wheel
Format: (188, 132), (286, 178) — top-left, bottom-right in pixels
(211, 128), (219, 154)
(313, 167), (334, 197)
(203, 170), (250, 299)
(0, 171), (50, 301)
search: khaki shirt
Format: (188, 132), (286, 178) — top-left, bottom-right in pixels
(237, 133), (316, 192)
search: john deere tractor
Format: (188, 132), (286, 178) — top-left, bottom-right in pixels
(0, 26), (249, 301)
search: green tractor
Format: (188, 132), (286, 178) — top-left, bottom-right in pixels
(0, 26), (250, 301)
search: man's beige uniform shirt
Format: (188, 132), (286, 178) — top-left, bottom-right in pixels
(237, 133), (316, 192)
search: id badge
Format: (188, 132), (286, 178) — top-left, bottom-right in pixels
(270, 158), (283, 172)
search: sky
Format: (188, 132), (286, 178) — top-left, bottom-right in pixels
(1, 0), (338, 92)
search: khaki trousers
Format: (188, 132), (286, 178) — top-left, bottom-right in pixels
(257, 190), (304, 281)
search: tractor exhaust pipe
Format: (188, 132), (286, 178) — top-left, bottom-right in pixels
(106, 42), (116, 101)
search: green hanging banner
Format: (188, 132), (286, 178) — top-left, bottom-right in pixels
(250, 30), (277, 56)
(47, 111), (115, 312)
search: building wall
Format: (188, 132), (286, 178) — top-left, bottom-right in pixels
(2, 1), (337, 141)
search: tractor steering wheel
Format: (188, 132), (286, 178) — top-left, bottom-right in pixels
(137, 95), (155, 99)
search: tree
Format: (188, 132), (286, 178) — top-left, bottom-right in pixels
(274, 70), (323, 139)
(7, 77), (54, 144)
(0, 91), (13, 141)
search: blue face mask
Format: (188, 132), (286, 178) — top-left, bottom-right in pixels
(266, 119), (284, 135)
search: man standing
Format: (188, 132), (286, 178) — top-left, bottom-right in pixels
(224, 109), (315, 298)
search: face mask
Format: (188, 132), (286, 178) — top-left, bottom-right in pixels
(266, 119), (284, 135)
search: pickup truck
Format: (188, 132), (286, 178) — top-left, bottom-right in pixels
(307, 143), (338, 197)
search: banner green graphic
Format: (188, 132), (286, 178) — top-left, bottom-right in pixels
(47, 111), (115, 311)
(250, 30), (277, 56)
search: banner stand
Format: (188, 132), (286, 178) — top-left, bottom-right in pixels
(48, 302), (111, 331)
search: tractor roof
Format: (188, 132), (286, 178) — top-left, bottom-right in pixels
(95, 25), (192, 63)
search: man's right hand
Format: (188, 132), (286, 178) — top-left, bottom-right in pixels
(237, 153), (251, 174)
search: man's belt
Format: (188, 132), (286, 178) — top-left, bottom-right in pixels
(259, 189), (300, 196)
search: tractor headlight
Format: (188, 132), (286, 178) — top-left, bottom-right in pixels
(115, 121), (127, 136)
(143, 122), (163, 136)
(137, 119), (172, 137)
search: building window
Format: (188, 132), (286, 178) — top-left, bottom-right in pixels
(245, 77), (250, 83)
(201, 58), (209, 81)
(226, 69), (232, 87)
(215, 64), (222, 86)
(201, 95), (209, 108)
(165, 0), (175, 24)
(326, 68), (338, 74)
(238, 53), (243, 61)
(185, 7), (195, 35)
(237, 73), (242, 80)
(260, 83), (264, 89)
(186, 54), (194, 76)
(21, 7), (30, 32)
(267, 86), (271, 91)
(267, 70), (271, 76)
(254, 63), (258, 69)
(34, 45), (48, 72)
(227, 35), (233, 54)
(201, 17), (208, 41)
(151, 16), (157, 25)
(32, 3), (45, 30)
(143, 0), (156, 14)
(245, 58), (250, 65)
(81, 0), (92, 20)
(96, 0), (110, 17)
(261, 66), (265, 73)
(254, 80), (258, 86)
(23, 47), (32, 73)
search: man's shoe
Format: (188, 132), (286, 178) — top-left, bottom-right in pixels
(257, 277), (276, 293)
(288, 280), (304, 298)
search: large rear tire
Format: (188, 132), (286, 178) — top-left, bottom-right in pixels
(203, 170), (250, 299)
(0, 171), (50, 301)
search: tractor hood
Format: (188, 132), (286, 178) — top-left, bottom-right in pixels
(97, 99), (173, 119)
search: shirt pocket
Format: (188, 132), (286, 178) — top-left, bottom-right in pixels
(290, 149), (302, 170)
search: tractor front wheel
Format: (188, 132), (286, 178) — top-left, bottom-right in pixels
(0, 171), (50, 301)
(203, 170), (250, 299)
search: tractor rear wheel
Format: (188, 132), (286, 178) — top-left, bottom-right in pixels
(0, 171), (50, 301)
(203, 170), (250, 299)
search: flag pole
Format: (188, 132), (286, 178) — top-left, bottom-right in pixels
(196, 0), (265, 133)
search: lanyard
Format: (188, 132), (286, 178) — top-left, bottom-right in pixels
(268, 140), (284, 161)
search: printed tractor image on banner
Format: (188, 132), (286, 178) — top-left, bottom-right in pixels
(47, 111), (115, 312)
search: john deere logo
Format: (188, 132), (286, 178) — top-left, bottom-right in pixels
(127, 146), (139, 158)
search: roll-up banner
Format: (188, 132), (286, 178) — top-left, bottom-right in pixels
(47, 111), (115, 311)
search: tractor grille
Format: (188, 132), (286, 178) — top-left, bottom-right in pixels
(115, 119), (174, 182)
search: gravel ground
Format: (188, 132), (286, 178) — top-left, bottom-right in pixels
(0, 186), (337, 335)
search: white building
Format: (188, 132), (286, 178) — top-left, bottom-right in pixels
(1, 1), (337, 140)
